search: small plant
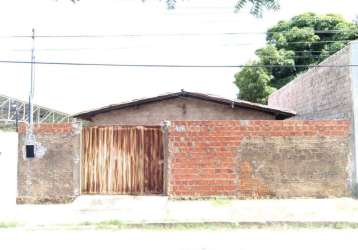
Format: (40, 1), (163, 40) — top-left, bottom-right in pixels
(0, 222), (18, 228)
(78, 221), (92, 226)
(95, 220), (124, 229)
(210, 198), (233, 207)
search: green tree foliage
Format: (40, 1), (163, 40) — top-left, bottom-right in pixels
(235, 62), (276, 104)
(235, 0), (280, 17)
(234, 13), (358, 103)
(68, 0), (280, 16)
(166, 0), (280, 15)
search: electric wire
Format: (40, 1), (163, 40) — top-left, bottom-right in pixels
(0, 29), (356, 38)
(0, 59), (356, 68)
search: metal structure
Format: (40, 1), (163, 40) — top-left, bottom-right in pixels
(0, 94), (75, 124)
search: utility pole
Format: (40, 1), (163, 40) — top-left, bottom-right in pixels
(26, 28), (36, 146)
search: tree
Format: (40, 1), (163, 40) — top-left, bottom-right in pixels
(167, 0), (280, 15)
(234, 13), (358, 103)
(234, 62), (275, 104)
(235, 0), (280, 17)
(68, 0), (280, 17)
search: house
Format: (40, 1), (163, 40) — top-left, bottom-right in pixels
(16, 43), (358, 203)
(17, 88), (354, 203)
(73, 90), (295, 124)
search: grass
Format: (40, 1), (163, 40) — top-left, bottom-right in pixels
(0, 222), (18, 228)
(93, 220), (125, 229)
(210, 198), (233, 207)
(2, 220), (358, 231)
(70, 221), (358, 231)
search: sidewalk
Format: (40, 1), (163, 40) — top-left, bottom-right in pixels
(1, 196), (358, 227)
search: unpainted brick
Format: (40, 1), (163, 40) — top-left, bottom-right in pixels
(167, 120), (351, 198)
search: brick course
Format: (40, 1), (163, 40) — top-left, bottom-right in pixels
(167, 120), (351, 198)
(18, 123), (73, 134)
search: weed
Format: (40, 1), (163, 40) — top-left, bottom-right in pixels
(0, 222), (18, 228)
(210, 198), (233, 207)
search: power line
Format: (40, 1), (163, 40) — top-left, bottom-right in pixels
(290, 50), (342, 53)
(0, 59), (356, 68)
(271, 40), (354, 45)
(5, 48), (343, 56)
(0, 30), (356, 38)
(222, 40), (355, 47)
(254, 55), (332, 59)
(0, 38), (354, 50)
(6, 47), (343, 53)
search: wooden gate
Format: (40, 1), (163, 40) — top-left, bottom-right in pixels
(81, 126), (164, 195)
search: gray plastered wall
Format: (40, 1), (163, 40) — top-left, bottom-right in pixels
(268, 42), (358, 196)
(237, 136), (352, 198)
(17, 124), (81, 203)
(268, 45), (353, 120)
(350, 41), (358, 195)
(89, 97), (277, 125)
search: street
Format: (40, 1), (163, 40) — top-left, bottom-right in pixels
(0, 228), (356, 250)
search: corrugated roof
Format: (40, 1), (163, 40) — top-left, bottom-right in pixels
(73, 90), (296, 120)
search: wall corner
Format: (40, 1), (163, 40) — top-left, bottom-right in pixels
(161, 120), (171, 196)
(350, 41), (358, 197)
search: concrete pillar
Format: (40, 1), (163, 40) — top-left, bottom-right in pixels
(351, 41), (358, 196)
(161, 121), (171, 196)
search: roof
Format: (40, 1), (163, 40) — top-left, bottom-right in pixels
(73, 90), (296, 120)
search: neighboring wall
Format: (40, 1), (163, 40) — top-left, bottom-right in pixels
(167, 120), (352, 198)
(90, 97), (276, 125)
(17, 123), (81, 203)
(268, 45), (353, 120)
(0, 131), (18, 206)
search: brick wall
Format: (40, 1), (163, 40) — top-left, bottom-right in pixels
(18, 123), (74, 134)
(17, 123), (81, 203)
(167, 120), (352, 198)
(268, 45), (353, 120)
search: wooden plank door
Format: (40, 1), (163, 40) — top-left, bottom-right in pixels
(81, 126), (164, 195)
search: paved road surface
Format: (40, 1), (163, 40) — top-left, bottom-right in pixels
(0, 229), (356, 250)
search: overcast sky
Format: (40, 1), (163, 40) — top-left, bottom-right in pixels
(0, 0), (357, 114)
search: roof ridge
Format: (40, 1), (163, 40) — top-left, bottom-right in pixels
(73, 90), (296, 120)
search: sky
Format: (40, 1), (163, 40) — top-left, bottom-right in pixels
(0, 0), (357, 114)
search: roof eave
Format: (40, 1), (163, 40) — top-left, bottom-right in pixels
(72, 91), (296, 120)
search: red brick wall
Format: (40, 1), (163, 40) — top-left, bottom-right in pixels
(18, 123), (73, 134)
(167, 120), (351, 198)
